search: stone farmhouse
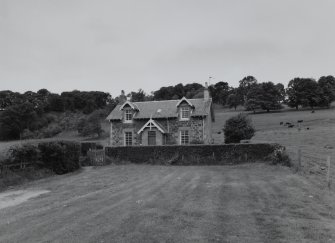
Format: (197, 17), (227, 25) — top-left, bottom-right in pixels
(106, 84), (215, 146)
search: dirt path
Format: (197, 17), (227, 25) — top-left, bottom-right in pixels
(0, 190), (50, 210)
(0, 164), (334, 242)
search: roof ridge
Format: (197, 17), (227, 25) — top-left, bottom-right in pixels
(133, 98), (204, 104)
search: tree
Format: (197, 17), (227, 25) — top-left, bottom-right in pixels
(77, 111), (103, 137)
(223, 113), (255, 143)
(237, 76), (258, 104)
(318, 75), (335, 107)
(245, 82), (282, 113)
(153, 86), (175, 100)
(115, 90), (127, 104)
(184, 83), (203, 99)
(275, 83), (286, 103)
(210, 81), (230, 105)
(130, 89), (146, 102)
(0, 102), (37, 140)
(286, 78), (320, 110)
(0, 90), (23, 109)
(153, 83), (204, 100)
(59, 90), (110, 113)
(48, 94), (64, 112)
(226, 93), (240, 110)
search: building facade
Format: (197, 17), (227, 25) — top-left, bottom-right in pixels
(106, 85), (215, 146)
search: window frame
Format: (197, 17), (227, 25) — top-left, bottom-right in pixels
(180, 107), (190, 120)
(124, 131), (133, 146)
(180, 130), (190, 145)
(124, 109), (133, 123)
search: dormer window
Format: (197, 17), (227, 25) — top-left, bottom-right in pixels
(181, 107), (190, 120)
(124, 109), (133, 122)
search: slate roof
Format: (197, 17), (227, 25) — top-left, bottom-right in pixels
(106, 98), (213, 121)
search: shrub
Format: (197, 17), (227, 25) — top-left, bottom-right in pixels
(190, 139), (204, 144)
(77, 112), (103, 137)
(21, 129), (35, 140)
(5, 141), (80, 175)
(8, 144), (39, 165)
(38, 141), (80, 174)
(41, 124), (62, 138)
(223, 113), (255, 144)
(270, 146), (291, 166)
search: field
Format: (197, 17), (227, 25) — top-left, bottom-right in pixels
(213, 107), (335, 188)
(1, 164), (335, 242)
(1, 107), (335, 242)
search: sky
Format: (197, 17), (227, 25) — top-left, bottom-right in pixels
(1, 0), (335, 97)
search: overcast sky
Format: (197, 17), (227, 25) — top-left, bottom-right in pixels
(1, 0), (334, 96)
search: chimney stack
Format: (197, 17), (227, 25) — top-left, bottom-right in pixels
(204, 82), (209, 101)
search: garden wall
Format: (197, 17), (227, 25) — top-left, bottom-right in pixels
(105, 143), (287, 165)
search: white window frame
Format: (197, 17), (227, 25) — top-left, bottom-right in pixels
(180, 130), (190, 145)
(124, 131), (133, 146)
(124, 109), (133, 123)
(180, 107), (190, 120)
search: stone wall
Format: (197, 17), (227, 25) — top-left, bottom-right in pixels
(110, 117), (206, 146)
(164, 117), (204, 144)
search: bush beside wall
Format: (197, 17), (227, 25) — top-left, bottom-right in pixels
(0, 141), (80, 191)
(105, 143), (288, 165)
(5, 141), (80, 175)
(38, 141), (80, 174)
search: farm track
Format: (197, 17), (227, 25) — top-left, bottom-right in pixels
(0, 164), (334, 242)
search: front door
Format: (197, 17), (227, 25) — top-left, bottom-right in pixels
(148, 131), (156, 145)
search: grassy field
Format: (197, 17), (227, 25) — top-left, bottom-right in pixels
(1, 107), (335, 242)
(1, 164), (335, 242)
(213, 107), (335, 188)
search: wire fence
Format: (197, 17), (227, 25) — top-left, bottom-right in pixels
(292, 147), (335, 190)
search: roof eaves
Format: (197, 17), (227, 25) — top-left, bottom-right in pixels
(176, 97), (194, 107)
(119, 101), (139, 111)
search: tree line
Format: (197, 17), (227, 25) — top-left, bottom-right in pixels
(150, 75), (335, 112)
(0, 75), (334, 140)
(0, 90), (115, 140)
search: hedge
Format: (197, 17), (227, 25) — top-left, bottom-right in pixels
(38, 141), (80, 174)
(105, 144), (289, 166)
(6, 141), (81, 174)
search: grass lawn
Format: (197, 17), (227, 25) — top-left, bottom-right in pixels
(1, 164), (335, 243)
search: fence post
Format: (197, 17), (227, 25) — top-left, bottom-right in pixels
(296, 148), (301, 172)
(327, 156), (331, 189)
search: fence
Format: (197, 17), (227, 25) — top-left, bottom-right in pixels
(293, 147), (335, 190)
(0, 162), (34, 175)
(86, 149), (106, 166)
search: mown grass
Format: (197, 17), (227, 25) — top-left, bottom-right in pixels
(1, 164), (335, 242)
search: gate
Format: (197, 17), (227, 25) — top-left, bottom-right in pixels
(87, 149), (105, 166)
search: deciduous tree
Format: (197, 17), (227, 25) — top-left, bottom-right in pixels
(245, 82), (282, 113)
(318, 75), (335, 108)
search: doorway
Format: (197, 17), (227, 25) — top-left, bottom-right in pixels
(148, 131), (156, 145)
